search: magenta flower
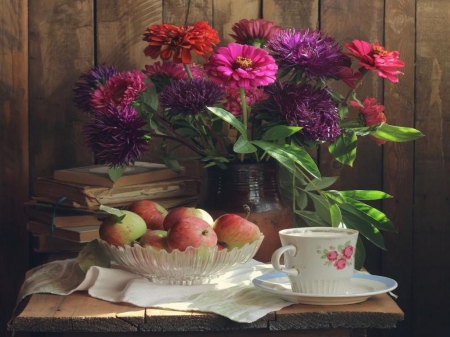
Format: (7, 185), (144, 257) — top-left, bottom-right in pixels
(342, 245), (354, 259)
(159, 79), (224, 115)
(338, 67), (362, 89)
(90, 70), (151, 111)
(222, 87), (268, 117)
(83, 105), (148, 166)
(345, 40), (405, 83)
(73, 65), (119, 113)
(230, 19), (283, 47)
(326, 251), (339, 262)
(334, 258), (347, 270)
(267, 29), (350, 80)
(204, 42), (277, 89)
(260, 81), (341, 143)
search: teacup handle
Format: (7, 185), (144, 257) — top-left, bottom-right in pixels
(271, 245), (299, 276)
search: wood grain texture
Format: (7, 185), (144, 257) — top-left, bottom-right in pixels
(263, 0), (319, 29)
(381, 1), (416, 336)
(414, 0), (450, 336)
(0, 0), (29, 336)
(9, 292), (402, 334)
(28, 0), (94, 181)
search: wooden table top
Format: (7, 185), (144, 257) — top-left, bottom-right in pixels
(8, 290), (404, 336)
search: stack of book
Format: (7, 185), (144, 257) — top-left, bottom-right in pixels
(26, 162), (200, 253)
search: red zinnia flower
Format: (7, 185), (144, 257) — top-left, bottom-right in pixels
(229, 18), (283, 47)
(350, 97), (387, 145)
(222, 87), (268, 117)
(338, 67), (362, 89)
(204, 42), (277, 89)
(143, 21), (220, 64)
(90, 70), (150, 111)
(345, 40), (405, 83)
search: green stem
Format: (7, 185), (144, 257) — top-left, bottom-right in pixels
(184, 64), (193, 80)
(344, 69), (369, 105)
(239, 87), (248, 162)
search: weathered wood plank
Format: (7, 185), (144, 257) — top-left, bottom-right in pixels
(263, 0), (319, 29)
(28, 0), (94, 181)
(381, 0), (416, 336)
(414, 0), (450, 336)
(0, 0), (29, 336)
(319, 0), (384, 275)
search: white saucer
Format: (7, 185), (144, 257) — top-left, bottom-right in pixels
(252, 271), (398, 305)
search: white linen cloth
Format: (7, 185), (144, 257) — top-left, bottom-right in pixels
(17, 258), (292, 323)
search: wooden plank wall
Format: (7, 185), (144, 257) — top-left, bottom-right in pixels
(0, 0), (449, 336)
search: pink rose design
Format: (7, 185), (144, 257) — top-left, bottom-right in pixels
(342, 245), (354, 259)
(334, 258), (347, 270)
(326, 251), (338, 261)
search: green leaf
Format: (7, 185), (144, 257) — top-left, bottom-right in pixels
(233, 135), (258, 154)
(304, 177), (338, 191)
(340, 190), (392, 200)
(341, 209), (386, 250)
(175, 127), (198, 138)
(78, 239), (111, 273)
(99, 205), (125, 222)
(108, 166), (126, 182)
(307, 192), (332, 225)
(340, 198), (397, 232)
(354, 238), (366, 270)
(295, 190), (308, 210)
(329, 204), (342, 228)
(295, 210), (329, 227)
(262, 125), (302, 141)
(252, 141), (321, 179)
(372, 124), (424, 142)
(328, 130), (357, 166)
(140, 83), (158, 111)
(207, 107), (247, 139)
(323, 190), (347, 204)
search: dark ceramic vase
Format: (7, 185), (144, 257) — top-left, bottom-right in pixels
(196, 162), (293, 262)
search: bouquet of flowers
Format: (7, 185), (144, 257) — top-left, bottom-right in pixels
(73, 19), (423, 267)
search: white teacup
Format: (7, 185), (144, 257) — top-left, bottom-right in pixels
(271, 227), (358, 295)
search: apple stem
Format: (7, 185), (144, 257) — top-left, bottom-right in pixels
(243, 204), (251, 219)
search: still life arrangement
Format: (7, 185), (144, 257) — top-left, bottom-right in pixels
(73, 18), (423, 269)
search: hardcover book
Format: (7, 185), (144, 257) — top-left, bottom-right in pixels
(32, 177), (200, 210)
(53, 162), (185, 188)
(32, 234), (87, 252)
(26, 221), (100, 243)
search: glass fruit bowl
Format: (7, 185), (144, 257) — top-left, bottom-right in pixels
(97, 235), (264, 285)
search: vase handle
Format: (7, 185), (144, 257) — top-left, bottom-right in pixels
(271, 245), (298, 276)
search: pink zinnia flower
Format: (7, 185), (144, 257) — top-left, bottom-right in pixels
(326, 251), (339, 262)
(350, 97), (387, 145)
(204, 42), (277, 89)
(345, 40), (405, 83)
(230, 19), (283, 47)
(334, 258), (347, 270)
(222, 87), (268, 117)
(342, 245), (354, 259)
(338, 67), (362, 89)
(90, 70), (150, 111)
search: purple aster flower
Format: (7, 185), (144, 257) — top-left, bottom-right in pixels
(73, 65), (119, 113)
(260, 81), (341, 142)
(83, 105), (148, 166)
(159, 78), (224, 115)
(267, 29), (350, 80)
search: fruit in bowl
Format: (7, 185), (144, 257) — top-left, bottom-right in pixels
(128, 200), (168, 230)
(163, 207), (214, 230)
(99, 209), (147, 246)
(96, 204), (264, 285)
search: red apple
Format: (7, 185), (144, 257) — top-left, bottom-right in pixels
(139, 229), (169, 251)
(212, 214), (261, 250)
(99, 210), (147, 247)
(163, 207), (213, 230)
(167, 217), (217, 252)
(128, 200), (168, 230)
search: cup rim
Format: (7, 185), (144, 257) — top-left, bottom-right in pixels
(279, 227), (358, 237)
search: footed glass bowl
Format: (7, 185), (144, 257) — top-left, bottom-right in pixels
(97, 235), (264, 285)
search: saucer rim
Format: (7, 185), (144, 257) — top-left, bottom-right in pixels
(252, 271), (398, 299)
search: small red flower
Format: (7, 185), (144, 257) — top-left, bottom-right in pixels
(342, 245), (354, 259)
(350, 97), (387, 145)
(143, 21), (220, 64)
(345, 40), (405, 83)
(326, 251), (339, 262)
(229, 18), (283, 46)
(334, 258), (347, 270)
(338, 67), (362, 88)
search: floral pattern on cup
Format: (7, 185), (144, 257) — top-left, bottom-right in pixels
(317, 241), (354, 270)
